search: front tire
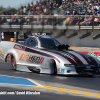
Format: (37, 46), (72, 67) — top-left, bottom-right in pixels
(50, 60), (57, 75)
(11, 56), (17, 71)
(87, 74), (94, 77)
(54, 62), (57, 74)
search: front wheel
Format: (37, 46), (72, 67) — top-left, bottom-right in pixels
(11, 56), (17, 71)
(87, 74), (94, 77)
(50, 60), (57, 75)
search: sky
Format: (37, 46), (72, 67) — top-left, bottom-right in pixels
(0, 0), (39, 8)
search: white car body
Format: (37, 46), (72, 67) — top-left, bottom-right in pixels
(0, 35), (100, 76)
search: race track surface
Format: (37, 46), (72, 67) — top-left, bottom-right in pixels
(0, 60), (100, 100)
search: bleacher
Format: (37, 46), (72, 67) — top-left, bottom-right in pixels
(0, 0), (100, 47)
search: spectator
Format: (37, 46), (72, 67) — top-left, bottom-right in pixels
(36, 6), (40, 10)
(75, 0), (80, 6)
(20, 5), (23, 10)
(31, 3), (34, 8)
(53, 7), (59, 15)
(19, 8), (23, 15)
(76, 15), (84, 26)
(87, 7), (92, 15)
(23, 6), (26, 15)
(83, 1), (87, 8)
(66, 11), (70, 15)
(94, 12), (100, 26)
(95, 3), (99, 11)
(81, 15), (93, 26)
(94, 15), (99, 26)
(94, 8), (98, 15)
(78, 8), (82, 15)
(2, 0), (100, 26)
(27, 3), (30, 11)
(81, 15), (89, 26)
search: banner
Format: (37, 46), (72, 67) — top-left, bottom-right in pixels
(79, 51), (100, 62)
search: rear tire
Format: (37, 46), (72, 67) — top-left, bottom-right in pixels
(11, 56), (17, 71)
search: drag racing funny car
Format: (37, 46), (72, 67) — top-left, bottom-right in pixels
(0, 33), (100, 76)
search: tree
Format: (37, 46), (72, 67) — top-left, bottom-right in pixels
(0, 5), (17, 15)
(8, 8), (17, 15)
(0, 5), (5, 12)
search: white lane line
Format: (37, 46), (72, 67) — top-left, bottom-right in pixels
(27, 79), (43, 87)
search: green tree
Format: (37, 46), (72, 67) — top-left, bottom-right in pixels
(8, 8), (17, 14)
(0, 5), (17, 15)
(0, 5), (5, 12)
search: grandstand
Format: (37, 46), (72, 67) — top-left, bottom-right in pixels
(0, 0), (100, 26)
(0, 0), (100, 47)
(0, 0), (98, 15)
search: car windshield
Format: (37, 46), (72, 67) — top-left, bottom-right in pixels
(39, 38), (61, 49)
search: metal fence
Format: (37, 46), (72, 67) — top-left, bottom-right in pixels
(0, 15), (99, 28)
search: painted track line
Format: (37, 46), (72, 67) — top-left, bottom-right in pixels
(32, 85), (100, 98)
(27, 79), (43, 87)
(0, 75), (43, 87)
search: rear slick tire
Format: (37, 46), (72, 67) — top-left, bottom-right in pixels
(11, 56), (17, 71)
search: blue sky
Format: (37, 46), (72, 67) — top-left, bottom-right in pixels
(0, 0), (39, 8)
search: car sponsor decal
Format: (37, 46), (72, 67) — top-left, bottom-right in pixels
(57, 68), (65, 73)
(20, 53), (44, 64)
(14, 44), (60, 63)
(38, 57), (44, 64)
(0, 54), (5, 61)
(25, 48), (60, 63)
(0, 49), (5, 54)
(0, 49), (5, 61)
(14, 44), (25, 51)
(74, 51), (98, 66)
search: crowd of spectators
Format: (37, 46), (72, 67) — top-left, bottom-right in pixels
(15, 0), (100, 16)
(1, 0), (100, 26)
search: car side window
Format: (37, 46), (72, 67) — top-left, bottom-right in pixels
(28, 37), (37, 47)
(24, 37), (31, 45)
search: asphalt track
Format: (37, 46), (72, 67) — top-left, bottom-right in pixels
(0, 60), (100, 100)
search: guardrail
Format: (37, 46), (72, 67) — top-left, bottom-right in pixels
(0, 15), (99, 25)
(0, 15), (100, 31)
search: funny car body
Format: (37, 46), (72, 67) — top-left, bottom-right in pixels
(0, 35), (100, 76)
